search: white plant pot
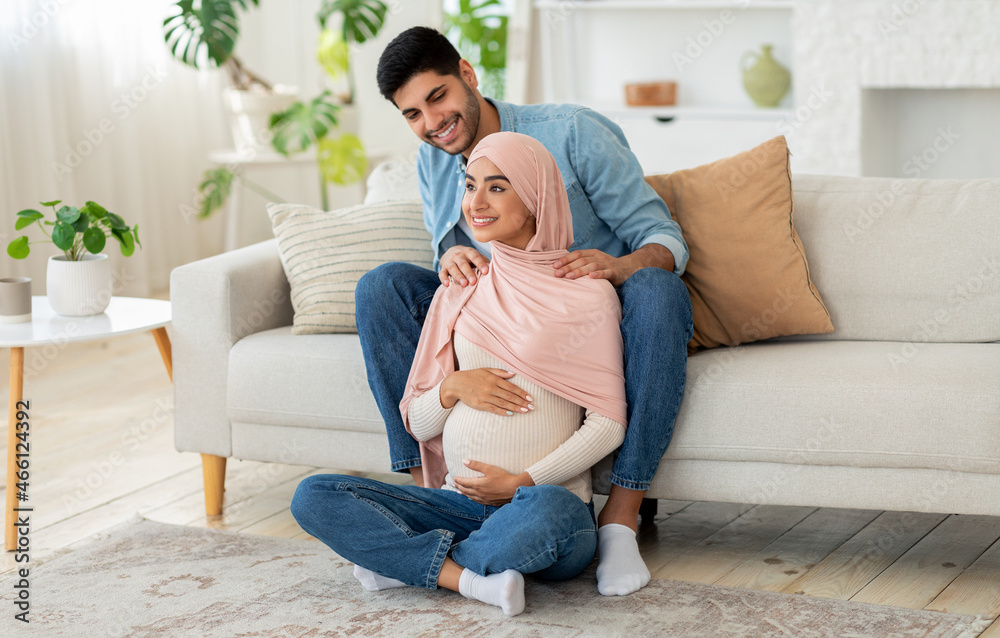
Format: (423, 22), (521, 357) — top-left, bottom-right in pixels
(223, 85), (298, 153)
(47, 253), (112, 316)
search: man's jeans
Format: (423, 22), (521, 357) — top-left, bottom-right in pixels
(291, 476), (597, 588)
(355, 262), (693, 491)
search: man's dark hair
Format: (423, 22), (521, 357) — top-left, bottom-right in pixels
(376, 26), (462, 104)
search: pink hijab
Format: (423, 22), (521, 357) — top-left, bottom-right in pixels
(399, 132), (627, 489)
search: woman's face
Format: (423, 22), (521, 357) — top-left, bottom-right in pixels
(462, 158), (536, 250)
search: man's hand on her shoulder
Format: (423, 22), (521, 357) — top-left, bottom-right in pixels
(553, 249), (633, 287)
(440, 246), (491, 287)
(554, 244), (675, 287)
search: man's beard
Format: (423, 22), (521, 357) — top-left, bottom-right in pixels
(427, 81), (481, 155)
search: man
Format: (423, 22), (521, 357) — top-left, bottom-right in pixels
(356, 26), (692, 597)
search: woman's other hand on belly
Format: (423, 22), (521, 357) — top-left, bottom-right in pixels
(453, 459), (535, 506)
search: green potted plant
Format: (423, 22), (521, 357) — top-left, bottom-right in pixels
(269, 1), (390, 206)
(195, 2), (388, 218)
(316, 0), (390, 106)
(268, 91), (369, 210)
(163, 0), (297, 151)
(445, 0), (509, 99)
(197, 91), (369, 215)
(7, 200), (141, 316)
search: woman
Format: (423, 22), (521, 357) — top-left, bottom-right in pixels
(291, 132), (627, 617)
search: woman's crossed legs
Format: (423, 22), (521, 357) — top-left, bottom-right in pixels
(291, 475), (596, 616)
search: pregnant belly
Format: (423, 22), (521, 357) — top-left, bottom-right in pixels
(443, 400), (582, 480)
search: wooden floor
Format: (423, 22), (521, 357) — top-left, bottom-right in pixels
(2, 328), (999, 636)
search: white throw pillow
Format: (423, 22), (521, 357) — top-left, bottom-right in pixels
(268, 200), (433, 334)
(363, 160), (421, 205)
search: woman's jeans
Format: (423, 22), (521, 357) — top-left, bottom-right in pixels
(355, 263), (693, 491)
(291, 476), (597, 588)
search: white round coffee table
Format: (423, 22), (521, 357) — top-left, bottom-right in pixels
(1, 296), (172, 551)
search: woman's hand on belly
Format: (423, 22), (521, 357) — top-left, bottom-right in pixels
(453, 459), (535, 506)
(440, 368), (534, 415)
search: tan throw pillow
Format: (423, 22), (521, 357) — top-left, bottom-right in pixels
(645, 136), (833, 351)
(268, 200), (434, 335)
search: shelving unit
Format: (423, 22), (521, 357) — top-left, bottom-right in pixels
(533, 0), (797, 172)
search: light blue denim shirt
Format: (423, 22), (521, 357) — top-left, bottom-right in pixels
(417, 98), (689, 275)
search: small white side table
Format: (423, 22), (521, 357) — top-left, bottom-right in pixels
(1, 296), (172, 551)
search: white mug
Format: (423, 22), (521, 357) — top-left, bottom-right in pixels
(0, 277), (32, 323)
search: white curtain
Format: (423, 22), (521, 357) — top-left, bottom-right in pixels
(0, 0), (229, 296)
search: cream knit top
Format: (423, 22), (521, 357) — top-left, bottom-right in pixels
(408, 332), (626, 502)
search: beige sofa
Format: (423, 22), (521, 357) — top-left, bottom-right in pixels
(171, 172), (1000, 518)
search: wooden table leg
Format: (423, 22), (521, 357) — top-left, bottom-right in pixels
(151, 327), (172, 382)
(5, 347), (24, 552)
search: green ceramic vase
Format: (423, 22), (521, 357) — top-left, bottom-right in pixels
(741, 45), (791, 108)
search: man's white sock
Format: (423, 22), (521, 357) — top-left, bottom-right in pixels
(457, 568), (525, 617)
(353, 564), (406, 591)
(596, 523), (650, 596)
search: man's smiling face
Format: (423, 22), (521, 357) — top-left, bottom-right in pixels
(393, 60), (482, 156)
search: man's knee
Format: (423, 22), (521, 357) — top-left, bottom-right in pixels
(356, 262), (440, 327)
(355, 262), (413, 308)
(622, 268), (690, 319)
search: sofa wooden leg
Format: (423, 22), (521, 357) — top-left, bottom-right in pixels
(201, 454), (227, 516)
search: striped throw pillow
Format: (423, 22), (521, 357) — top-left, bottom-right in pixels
(268, 200), (434, 335)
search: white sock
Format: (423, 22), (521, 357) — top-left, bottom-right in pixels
(457, 568), (525, 617)
(353, 564), (406, 591)
(596, 523), (650, 596)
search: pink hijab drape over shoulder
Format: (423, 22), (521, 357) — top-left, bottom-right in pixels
(399, 132), (627, 489)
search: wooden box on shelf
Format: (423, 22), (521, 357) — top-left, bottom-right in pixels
(625, 81), (677, 106)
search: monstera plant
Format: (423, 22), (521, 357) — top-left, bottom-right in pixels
(270, 92), (368, 209)
(163, 0), (272, 90)
(198, 91), (367, 216)
(196, 1), (385, 217)
(316, 0), (389, 104)
(445, 0), (508, 99)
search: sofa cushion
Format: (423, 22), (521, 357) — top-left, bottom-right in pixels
(645, 136), (834, 351)
(790, 174), (1000, 343)
(363, 160), (421, 204)
(227, 327), (385, 433)
(670, 340), (1000, 476)
(268, 200), (433, 335)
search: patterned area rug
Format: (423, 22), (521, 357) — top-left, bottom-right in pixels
(1, 517), (991, 638)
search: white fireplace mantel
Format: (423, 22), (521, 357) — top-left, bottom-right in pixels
(791, 0), (1000, 176)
